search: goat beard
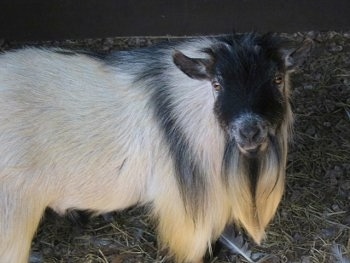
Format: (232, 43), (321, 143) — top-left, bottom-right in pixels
(223, 131), (287, 244)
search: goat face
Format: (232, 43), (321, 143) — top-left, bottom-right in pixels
(212, 40), (287, 158)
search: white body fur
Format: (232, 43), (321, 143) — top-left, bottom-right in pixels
(0, 44), (230, 263)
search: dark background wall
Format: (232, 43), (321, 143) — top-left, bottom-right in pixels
(0, 0), (349, 41)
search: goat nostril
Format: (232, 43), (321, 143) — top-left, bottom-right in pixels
(252, 129), (260, 141)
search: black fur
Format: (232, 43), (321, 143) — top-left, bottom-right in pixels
(151, 85), (208, 216)
(211, 34), (286, 130)
(138, 55), (208, 217)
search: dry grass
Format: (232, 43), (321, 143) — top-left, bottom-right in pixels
(2, 31), (349, 263)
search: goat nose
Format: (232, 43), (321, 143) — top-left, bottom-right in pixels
(239, 124), (262, 143)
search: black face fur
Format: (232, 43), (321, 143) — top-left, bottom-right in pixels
(203, 35), (293, 230)
(211, 36), (286, 131)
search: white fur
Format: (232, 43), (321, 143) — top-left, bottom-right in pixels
(0, 46), (224, 262)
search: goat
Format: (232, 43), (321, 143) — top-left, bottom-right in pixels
(0, 33), (312, 263)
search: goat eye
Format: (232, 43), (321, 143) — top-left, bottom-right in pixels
(212, 81), (222, 92)
(274, 74), (284, 85)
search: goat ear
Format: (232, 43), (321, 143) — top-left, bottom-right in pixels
(173, 50), (212, 80)
(284, 38), (314, 71)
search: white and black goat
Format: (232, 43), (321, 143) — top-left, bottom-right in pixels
(0, 34), (312, 263)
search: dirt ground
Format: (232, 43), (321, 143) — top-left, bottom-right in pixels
(1, 31), (349, 263)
